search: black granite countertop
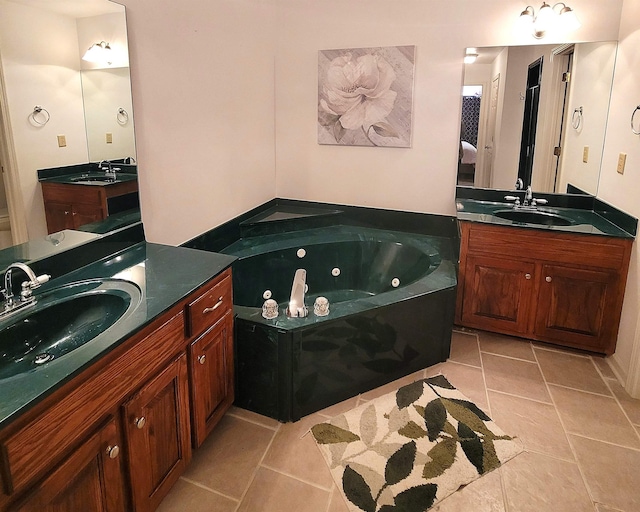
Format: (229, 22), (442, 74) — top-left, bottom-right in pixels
(39, 172), (138, 187)
(0, 242), (236, 428)
(456, 198), (636, 239)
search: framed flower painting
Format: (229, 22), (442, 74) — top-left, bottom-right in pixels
(318, 45), (415, 148)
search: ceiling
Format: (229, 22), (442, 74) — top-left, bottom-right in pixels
(6, 0), (121, 18)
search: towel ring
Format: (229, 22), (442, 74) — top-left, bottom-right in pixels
(116, 108), (129, 125)
(30, 106), (50, 126)
(571, 107), (583, 130)
(632, 105), (640, 135)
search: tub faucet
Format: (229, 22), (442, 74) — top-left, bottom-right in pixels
(286, 269), (308, 318)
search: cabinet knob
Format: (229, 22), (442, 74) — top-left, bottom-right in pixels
(525, 273), (532, 280)
(198, 354), (206, 365)
(64, 211), (70, 215)
(203, 297), (224, 314)
(106, 445), (120, 459)
(545, 276), (552, 283)
(134, 416), (146, 429)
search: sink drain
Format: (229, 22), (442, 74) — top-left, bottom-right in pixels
(34, 353), (54, 365)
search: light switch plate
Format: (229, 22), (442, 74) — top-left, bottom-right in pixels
(106, 132), (113, 144)
(617, 153), (627, 175)
(57, 135), (66, 147)
(582, 146), (589, 163)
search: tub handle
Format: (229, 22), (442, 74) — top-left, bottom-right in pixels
(203, 297), (224, 314)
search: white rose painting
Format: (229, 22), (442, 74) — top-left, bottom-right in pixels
(318, 45), (415, 148)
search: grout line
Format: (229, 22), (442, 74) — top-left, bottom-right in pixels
(480, 350), (540, 365)
(259, 464), (334, 492)
(226, 410), (280, 431)
(232, 422), (280, 512)
(564, 431), (640, 452)
(445, 358), (483, 370)
(531, 343), (592, 359)
(546, 382), (615, 399)
(531, 347), (598, 508)
(178, 476), (241, 503)
(486, 387), (556, 406)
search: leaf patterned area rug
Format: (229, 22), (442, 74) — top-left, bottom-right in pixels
(311, 376), (523, 512)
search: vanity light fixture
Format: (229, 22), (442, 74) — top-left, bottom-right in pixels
(463, 48), (479, 64)
(518, 2), (580, 39)
(82, 41), (113, 65)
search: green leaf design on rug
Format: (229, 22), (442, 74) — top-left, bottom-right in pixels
(482, 438), (501, 474)
(398, 421), (427, 439)
(396, 380), (424, 409)
(311, 423), (360, 444)
(385, 441), (417, 485)
(448, 398), (492, 421)
(378, 484), (438, 512)
(422, 438), (457, 479)
(343, 465), (376, 512)
(458, 422), (484, 474)
(423, 399), (447, 441)
(425, 375), (455, 390)
(441, 398), (493, 437)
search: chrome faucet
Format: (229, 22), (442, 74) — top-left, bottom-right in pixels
(523, 186), (533, 206)
(2, 262), (50, 317)
(505, 186), (548, 209)
(286, 269), (308, 318)
(98, 160), (119, 179)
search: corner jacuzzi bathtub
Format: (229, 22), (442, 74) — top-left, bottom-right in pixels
(221, 225), (457, 422)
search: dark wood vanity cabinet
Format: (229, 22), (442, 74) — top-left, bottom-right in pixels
(456, 222), (632, 354)
(41, 181), (138, 233)
(0, 269), (234, 512)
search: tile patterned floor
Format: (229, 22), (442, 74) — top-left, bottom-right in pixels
(158, 329), (640, 512)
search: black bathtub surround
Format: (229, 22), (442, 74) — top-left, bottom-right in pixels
(184, 200), (459, 422)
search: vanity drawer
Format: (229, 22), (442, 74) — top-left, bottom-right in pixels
(187, 269), (232, 338)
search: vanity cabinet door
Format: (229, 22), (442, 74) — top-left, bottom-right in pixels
(123, 354), (191, 512)
(14, 417), (126, 512)
(72, 203), (105, 228)
(460, 254), (536, 335)
(44, 202), (75, 232)
(189, 312), (234, 448)
(534, 264), (619, 354)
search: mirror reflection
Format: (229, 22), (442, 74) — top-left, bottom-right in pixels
(458, 41), (617, 195)
(0, 0), (138, 252)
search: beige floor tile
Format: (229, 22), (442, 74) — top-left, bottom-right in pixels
(359, 369), (426, 401)
(478, 331), (535, 361)
(449, 330), (481, 367)
(570, 434), (640, 511)
(488, 390), (573, 460)
(237, 467), (330, 512)
(502, 451), (593, 512)
(549, 385), (640, 448)
(157, 479), (237, 512)
(328, 487), (351, 512)
(227, 406), (281, 429)
(183, 414), (275, 499)
(426, 361), (489, 412)
(535, 349), (611, 395)
(608, 378), (640, 425)
(482, 353), (551, 403)
(262, 412), (334, 489)
(432, 467), (505, 512)
(317, 395), (359, 418)
(595, 504), (624, 512)
(592, 356), (617, 379)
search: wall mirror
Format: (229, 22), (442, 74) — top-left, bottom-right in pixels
(458, 41), (617, 195)
(0, 0), (138, 261)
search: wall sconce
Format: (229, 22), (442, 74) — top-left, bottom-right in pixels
(82, 41), (112, 65)
(518, 3), (580, 39)
(463, 48), (479, 64)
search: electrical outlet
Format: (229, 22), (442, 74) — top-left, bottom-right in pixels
(57, 135), (66, 147)
(106, 132), (113, 144)
(617, 153), (627, 175)
(582, 146), (589, 163)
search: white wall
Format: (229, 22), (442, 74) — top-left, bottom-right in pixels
(121, 0), (277, 246)
(558, 41), (617, 194)
(597, 0), (640, 386)
(0, 0), (89, 239)
(272, 0), (622, 215)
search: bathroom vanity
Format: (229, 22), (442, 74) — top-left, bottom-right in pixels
(0, 242), (235, 512)
(41, 177), (139, 233)
(455, 194), (636, 355)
